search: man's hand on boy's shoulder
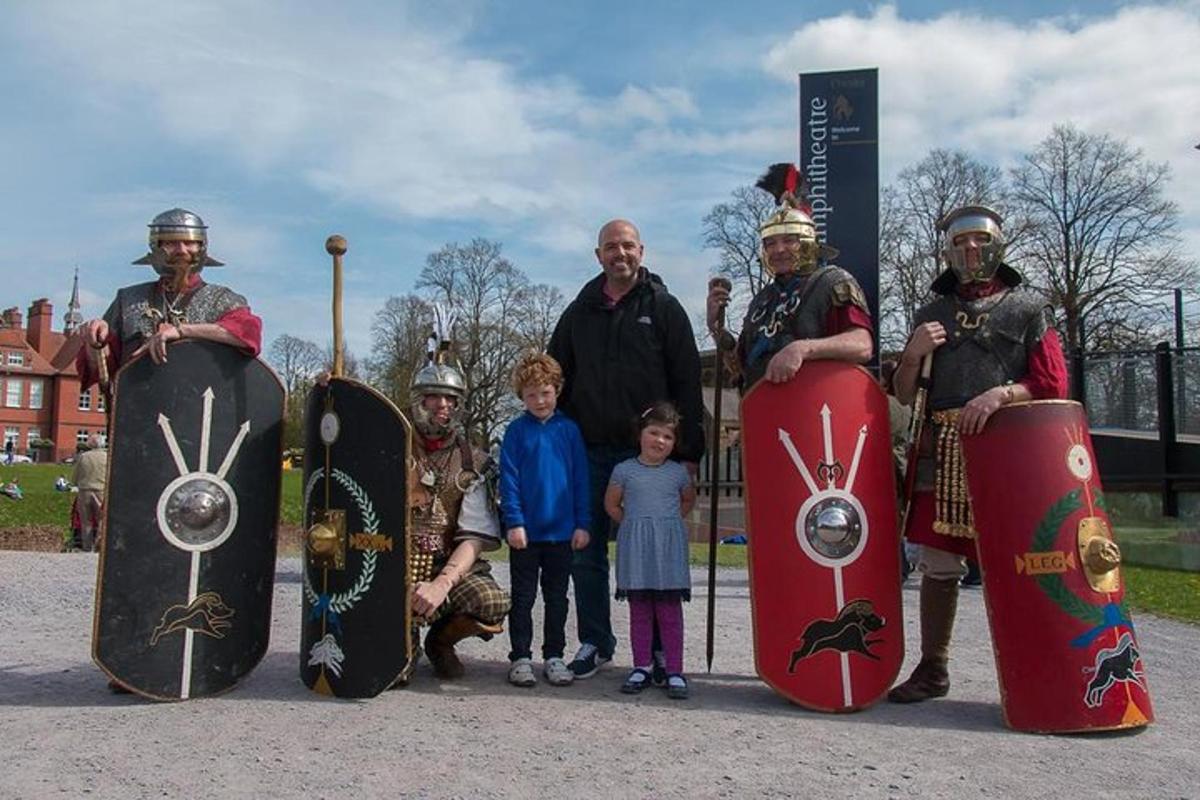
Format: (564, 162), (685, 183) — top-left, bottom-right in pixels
(506, 527), (528, 549)
(571, 528), (590, 551)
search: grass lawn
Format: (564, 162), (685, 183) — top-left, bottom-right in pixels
(0, 464), (76, 533)
(1123, 565), (1200, 623)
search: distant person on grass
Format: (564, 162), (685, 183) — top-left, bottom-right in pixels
(71, 435), (108, 552)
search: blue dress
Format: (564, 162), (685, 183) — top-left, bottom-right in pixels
(610, 458), (691, 601)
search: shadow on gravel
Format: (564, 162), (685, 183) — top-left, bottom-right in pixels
(0, 663), (146, 708)
(0, 655), (1045, 735)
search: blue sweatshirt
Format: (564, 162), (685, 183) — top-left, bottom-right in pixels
(499, 410), (591, 542)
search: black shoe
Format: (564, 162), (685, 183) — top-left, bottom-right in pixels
(567, 643), (611, 679)
(621, 668), (652, 694)
(665, 673), (689, 700)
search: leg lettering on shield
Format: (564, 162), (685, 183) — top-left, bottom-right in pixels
(787, 598), (885, 672)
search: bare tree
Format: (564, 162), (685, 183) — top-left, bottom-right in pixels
(700, 184), (776, 333)
(265, 333), (323, 450)
(514, 282), (566, 353)
(1010, 124), (1195, 351)
(267, 334), (323, 396)
(878, 149), (1008, 349)
(366, 294), (433, 404)
(323, 342), (363, 381)
(415, 239), (530, 444)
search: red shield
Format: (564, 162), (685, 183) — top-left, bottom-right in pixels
(961, 400), (1154, 733)
(741, 361), (903, 711)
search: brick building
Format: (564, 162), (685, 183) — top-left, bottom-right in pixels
(1, 273), (108, 462)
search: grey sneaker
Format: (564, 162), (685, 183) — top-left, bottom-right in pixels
(543, 657), (574, 686)
(508, 658), (536, 688)
(567, 643), (611, 679)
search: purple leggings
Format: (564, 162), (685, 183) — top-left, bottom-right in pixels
(628, 595), (684, 674)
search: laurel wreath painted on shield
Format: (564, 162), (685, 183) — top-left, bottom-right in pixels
(303, 468), (378, 613)
(1030, 487), (1126, 626)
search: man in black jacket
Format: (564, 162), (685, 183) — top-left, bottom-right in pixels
(549, 219), (705, 679)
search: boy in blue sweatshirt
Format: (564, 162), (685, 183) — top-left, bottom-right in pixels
(500, 353), (591, 687)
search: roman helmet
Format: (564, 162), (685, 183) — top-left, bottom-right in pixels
(132, 208), (225, 273)
(410, 305), (467, 440)
(930, 204), (1021, 294)
(755, 163), (838, 276)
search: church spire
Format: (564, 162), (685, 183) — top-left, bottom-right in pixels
(63, 267), (83, 335)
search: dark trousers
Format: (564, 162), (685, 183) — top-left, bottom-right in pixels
(508, 541), (573, 661)
(573, 445), (635, 659)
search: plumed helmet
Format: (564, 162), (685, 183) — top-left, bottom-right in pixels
(132, 208), (224, 269)
(755, 163), (838, 276)
(939, 205), (1004, 284)
(410, 304), (466, 439)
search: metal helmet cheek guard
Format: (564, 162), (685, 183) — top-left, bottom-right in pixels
(939, 205), (1004, 284)
(132, 208), (225, 273)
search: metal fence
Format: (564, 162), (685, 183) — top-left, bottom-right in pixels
(697, 444), (742, 498)
(1068, 345), (1199, 437)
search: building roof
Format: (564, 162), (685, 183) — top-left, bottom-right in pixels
(1, 307), (80, 378)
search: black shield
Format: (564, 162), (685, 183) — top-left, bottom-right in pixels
(94, 340), (285, 700)
(300, 378), (412, 698)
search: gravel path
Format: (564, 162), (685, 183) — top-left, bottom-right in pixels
(1, 553), (1196, 799)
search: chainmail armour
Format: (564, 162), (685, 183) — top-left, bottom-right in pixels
(916, 288), (1052, 412)
(912, 286), (1053, 537)
(103, 281), (249, 367)
(737, 265), (868, 388)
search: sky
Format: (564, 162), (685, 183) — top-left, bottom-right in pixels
(2, 0), (1198, 360)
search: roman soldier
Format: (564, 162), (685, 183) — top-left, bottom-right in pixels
(706, 163), (873, 389)
(77, 208), (261, 389)
(888, 205), (1069, 703)
(407, 329), (511, 679)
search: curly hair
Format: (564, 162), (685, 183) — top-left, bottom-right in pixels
(511, 352), (564, 396)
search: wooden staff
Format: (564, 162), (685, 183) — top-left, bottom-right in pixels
(705, 277), (732, 673)
(326, 235), (347, 378)
(899, 355), (933, 538)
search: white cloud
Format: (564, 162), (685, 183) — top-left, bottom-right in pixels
(5, 1), (1199, 355)
(762, 4), (1200, 174)
(576, 85), (699, 128)
(6, 1), (704, 247)
(762, 3), (1200, 266)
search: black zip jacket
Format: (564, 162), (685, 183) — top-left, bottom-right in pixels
(549, 268), (705, 463)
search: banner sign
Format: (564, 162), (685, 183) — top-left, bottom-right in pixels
(799, 68), (879, 351)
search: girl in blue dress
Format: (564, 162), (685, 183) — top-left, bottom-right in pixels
(604, 402), (697, 699)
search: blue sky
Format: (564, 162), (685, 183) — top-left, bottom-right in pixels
(2, 1), (1197, 359)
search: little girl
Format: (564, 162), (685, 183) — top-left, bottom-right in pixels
(605, 402), (697, 699)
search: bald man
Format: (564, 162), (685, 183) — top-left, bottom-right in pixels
(548, 219), (704, 680)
